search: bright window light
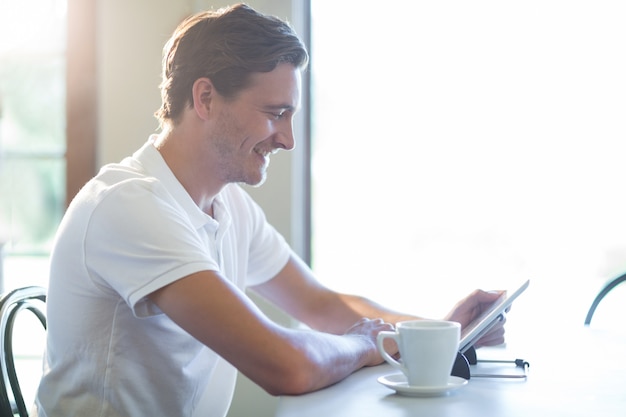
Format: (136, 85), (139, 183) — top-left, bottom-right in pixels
(310, 0), (626, 330)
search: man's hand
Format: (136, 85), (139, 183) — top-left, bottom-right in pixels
(344, 318), (396, 366)
(444, 289), (507, 348)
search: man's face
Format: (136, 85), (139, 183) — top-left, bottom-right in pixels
(209, 62), (301, 187)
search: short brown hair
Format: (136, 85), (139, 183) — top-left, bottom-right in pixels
(155, 3), (309, 127)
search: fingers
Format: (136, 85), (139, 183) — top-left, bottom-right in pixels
(462, 289), (505, 309)
(445, 289), (502, 326)
(343, 318), (398, 366)
(475, 327), (506, 347)
(344, 317), (394, 334)
(475, 315), (507, 347)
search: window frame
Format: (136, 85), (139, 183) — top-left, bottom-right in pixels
(66, 0), (97, 207)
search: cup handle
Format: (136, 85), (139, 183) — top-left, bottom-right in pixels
(377, 331), (405, 373)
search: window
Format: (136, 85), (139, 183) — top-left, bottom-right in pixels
(0, 0), (67, 291)
(310, 1), (626, 328)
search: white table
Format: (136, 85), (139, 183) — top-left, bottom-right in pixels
(277, 325), (626, 417)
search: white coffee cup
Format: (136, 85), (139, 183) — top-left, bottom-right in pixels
(377, 320), (461, 387)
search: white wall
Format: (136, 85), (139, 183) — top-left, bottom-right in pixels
(97, 1), (303, 416)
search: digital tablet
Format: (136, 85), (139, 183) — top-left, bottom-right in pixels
(458, 279), (530, 353)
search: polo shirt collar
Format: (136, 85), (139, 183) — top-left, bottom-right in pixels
(132, 136), (220, 231)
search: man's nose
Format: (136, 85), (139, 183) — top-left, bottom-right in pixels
(275, 122), (296, 151)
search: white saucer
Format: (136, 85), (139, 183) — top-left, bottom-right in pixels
(377, 374), (468, 397)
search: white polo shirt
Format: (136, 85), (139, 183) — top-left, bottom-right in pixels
(35, 138), (291, 417)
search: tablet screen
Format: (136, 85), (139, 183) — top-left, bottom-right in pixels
(458, 279), (530, 353)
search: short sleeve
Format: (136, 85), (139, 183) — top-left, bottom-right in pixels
(84, 177), (218, 317)
(220, 185), (291, 287)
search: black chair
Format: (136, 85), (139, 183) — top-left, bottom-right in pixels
(0, 286), (47, 417)
(584, 273), (626, 326)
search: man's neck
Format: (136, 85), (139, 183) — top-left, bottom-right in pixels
(154, 125), (223, 215)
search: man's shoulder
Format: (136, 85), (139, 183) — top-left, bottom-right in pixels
(65, 164), (169, 227)
(81, 165), (158, 202)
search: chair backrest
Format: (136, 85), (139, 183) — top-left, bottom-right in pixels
(0, 286), (47, 417)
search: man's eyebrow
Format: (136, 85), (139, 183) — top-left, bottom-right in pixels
(264, 103), (297, 112)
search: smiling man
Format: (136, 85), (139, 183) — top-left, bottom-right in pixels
(34, 4), (505, 417)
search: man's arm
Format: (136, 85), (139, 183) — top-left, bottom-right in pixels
(251, 254), (419, 334)
(252, 254), (506, 345)
(149, 254), (505, 396)
(148, 267), (393, 396)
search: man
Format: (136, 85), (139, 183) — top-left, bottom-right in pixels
(35, 4), (505, 417)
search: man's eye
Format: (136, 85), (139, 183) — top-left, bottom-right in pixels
(267, 109), (291, 120)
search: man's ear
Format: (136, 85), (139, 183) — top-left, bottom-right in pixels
(192, 77), (214, 121)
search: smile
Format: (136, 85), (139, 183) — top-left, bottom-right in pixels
(255, 148), (278, 158)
